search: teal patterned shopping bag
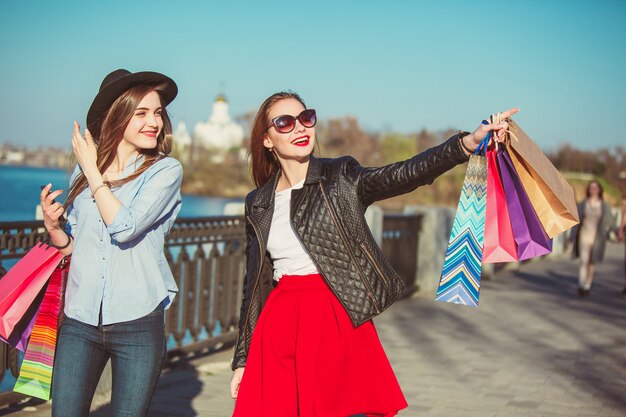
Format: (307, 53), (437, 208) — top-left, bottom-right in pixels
(435, 133), (489, 306)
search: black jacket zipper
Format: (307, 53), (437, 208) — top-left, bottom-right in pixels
(319, 183), (381, 314)
(359, 242), (390, 292)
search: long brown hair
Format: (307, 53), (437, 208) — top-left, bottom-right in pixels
(65, 82), (173, 208)
(585, 180), (604, 200)
(250, 92), (306, 187)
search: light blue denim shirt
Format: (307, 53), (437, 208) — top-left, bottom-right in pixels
(64, 155), (183, 326)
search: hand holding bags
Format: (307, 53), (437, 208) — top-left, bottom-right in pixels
(0, 241), (69, 400)
(437, 115), (578, 306)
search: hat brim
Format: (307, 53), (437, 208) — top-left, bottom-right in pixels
(86, 71), (177, 133)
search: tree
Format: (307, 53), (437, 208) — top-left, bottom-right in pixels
(379, 132), (416, 165)
(317, 116), (375, 163)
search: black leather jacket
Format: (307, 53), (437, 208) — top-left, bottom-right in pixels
(232, 133), (470, 370)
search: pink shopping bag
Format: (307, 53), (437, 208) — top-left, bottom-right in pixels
(0, 291), (43, 351)
(483, 148), (518, 263)
(0, 242), (65, 339)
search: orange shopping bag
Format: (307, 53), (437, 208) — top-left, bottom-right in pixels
(506, 120), (579, 237)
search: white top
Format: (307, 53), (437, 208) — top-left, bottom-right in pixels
(266, 179), (319, 281)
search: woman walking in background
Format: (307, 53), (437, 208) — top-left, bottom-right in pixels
(40, 69), (182, 417)
(229, 90), (517, 417)
(570, 180), (614, 296)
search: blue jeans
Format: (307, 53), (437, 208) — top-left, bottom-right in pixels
(51, 306), (166, 417)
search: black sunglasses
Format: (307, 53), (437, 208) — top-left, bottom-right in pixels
(267, 109), (317, 134)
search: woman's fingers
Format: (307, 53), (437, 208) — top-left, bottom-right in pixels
(478, 119), (510, 145)
(73, 121), (82, 137)
(47, 203), (65, 219)
(490, 108), (519, 122)
(230, 378), (239, 399)
(40, 185), (63, 210)
(501, 108), (520, 119)
(45, 189), (64, 206)
(84, 128), (94, 146)
(44, 202), (64, 225)
(72, 124), (80, 143)
(71, 122), (82, 153)
(45, 200), (62, 212)
(40, 183), (52, 205)
(230, 368), (244, 399)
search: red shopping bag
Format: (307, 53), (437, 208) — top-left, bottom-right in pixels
(483, 148), (518, 263)
(0, 242), (65, 339)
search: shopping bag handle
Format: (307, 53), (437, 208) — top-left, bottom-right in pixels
(474, 120), (491, 155)
(489, 112), (519, 146)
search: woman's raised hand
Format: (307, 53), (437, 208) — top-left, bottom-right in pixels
(40, 183), (65, 232)
(71, 121), (98, 172)
(466, 108), (520, 149)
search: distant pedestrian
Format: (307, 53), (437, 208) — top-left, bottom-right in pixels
(569, 181), (614, 296)
(229, 90), (517, 417)
(40, 69), (182, 417)
(617, 194), (626, 297)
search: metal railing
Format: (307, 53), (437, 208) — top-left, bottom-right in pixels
(0, 213), (422, 408)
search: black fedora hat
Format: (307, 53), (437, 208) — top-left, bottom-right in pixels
(86, 69), (178, 134)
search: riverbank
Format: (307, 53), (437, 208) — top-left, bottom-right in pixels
(0, 165), (243, 220)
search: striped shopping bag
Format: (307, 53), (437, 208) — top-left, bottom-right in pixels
(436, 133), (489, 307)
(13, 257), (69, 400)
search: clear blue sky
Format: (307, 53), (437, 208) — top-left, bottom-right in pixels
(1, 0), (624, 151)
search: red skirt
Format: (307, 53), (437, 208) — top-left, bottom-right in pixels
(232, 273), (408, 417)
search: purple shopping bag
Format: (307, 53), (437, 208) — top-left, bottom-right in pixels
(496, 147), (552, 260)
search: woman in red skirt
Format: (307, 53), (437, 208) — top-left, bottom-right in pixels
(230, 92), (517, 417)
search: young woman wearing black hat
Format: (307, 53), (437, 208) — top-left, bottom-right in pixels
(229, 91), (517, 417)
(39, 69), (182, 417)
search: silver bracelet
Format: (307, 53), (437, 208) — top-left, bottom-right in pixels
(91, 182), (110, 198)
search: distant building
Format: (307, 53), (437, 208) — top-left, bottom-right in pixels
(0, 144), (67, 168)
(4, 150), (25, 164)
(172, 121), (192, 162)
(193, 95), (244, 151)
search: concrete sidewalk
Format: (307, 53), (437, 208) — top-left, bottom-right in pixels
(2, 243), (625, 417)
